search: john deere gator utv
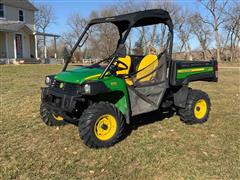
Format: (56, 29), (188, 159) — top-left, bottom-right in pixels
(40, 9), (218, 148)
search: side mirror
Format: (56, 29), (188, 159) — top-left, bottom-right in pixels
(117, 44), (127, 58)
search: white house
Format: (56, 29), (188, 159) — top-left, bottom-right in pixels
(0, 0), (59, 64)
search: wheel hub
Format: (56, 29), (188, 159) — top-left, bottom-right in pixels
(94, 114), (117, 141)
(194, 99), (207, 119)
(101, 123), (108, 130)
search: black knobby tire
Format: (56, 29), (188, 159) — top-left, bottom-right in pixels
(178, 90), (211, 124)
(40, 103), (67, 126)
(78, 101), (124, 148)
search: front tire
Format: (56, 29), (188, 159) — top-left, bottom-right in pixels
(78, 102), (124, 148)
(40, 103), (67, 126)
(178, 90), (211, 124)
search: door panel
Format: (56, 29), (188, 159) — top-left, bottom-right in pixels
(127, 54), (168, 116)
(15, 34), (23, 58)
(128, 82), (167, 116)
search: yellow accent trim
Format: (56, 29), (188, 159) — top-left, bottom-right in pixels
(178, 68), (205, 73)
(194, 99), (207, 119)
(85, 72), (111, 81)
(84, 74), (101, 80)
(94, 114), (117, 141)
(52, 114), (64, 121)
(136, 54), (158, 82)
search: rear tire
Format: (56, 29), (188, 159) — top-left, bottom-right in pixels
(78, 102), (124, 148)
(178, 90), (211, 124)
(40, 103), (67, 126)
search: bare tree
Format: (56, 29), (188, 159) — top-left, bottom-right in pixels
(35, 5), (55, 32)
(175, 9), (193, 60)
(63, 8), (120, 61)
(60, 13), (88, 62)
(67, 13), (87, 38)
(153, 0), (181, 52)
(222, 1), (240, 61)
(88, 8), (119, 59)
(114, 0), (180, 54)
(189, 12), (212, 60)
(199, 0), (229, 61)
(35, 4), (55, 59)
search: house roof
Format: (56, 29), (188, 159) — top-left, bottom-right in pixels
(0, 0), (38, 11)
(33, 32), (60, 38)
(0, 22), (34, 33)
(0, 21), (60, 37)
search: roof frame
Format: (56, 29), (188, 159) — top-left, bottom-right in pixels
(89, 9), (173, 34)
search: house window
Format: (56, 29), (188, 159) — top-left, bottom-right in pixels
(19, 10), (24, 22)
(0, 3), (4, 18)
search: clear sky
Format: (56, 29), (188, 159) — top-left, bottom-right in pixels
(33, 0), (206, 50)
(34, 0), (117, 34)
(34, 0), (202, 34)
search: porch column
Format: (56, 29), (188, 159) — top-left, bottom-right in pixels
(54, 36), (57, 59)
(34, 34), (38, 59)
(13, 33), (17, 59)
(44, 35), (47, 60)
(5, 32), (8, 58)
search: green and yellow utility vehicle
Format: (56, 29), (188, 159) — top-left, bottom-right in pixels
(40, 9), (218, 148)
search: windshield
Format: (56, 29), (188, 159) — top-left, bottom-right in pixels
(62, 21), (172, 76)
(73, 23), (120, 65)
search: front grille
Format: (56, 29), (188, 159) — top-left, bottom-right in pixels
(52, 80), (79, 94)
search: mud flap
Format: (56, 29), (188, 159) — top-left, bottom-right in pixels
(173, 86), (189, 108)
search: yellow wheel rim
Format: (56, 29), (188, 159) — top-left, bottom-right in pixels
(94, 114), (117, 141)
(52, 114), (64, 121)
(194, 99), (207, 119)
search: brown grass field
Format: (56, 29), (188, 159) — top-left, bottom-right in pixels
(0, 64), (240, 179)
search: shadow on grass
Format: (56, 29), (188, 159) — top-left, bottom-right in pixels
(121, 109), (175, 142)
(68, 108), (174, 143)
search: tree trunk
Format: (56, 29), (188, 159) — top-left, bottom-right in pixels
(159, 26), (166, 52)
(230, 31), (234, 62)
(141, 27), (147, 54)
(215, 29), (221, 62)
(203, 50), (207, 60)
(213, 13), (221, 62)
(187, 42), (193, 61)
(150, 25), (157, 47)
(43, 30), (47, 63)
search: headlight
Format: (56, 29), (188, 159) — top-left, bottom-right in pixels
(84, 84), (91, 94)
(45, 76), (52, 86)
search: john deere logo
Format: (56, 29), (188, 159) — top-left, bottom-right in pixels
(60, 83), (64, 88)
(111, 82), (117, 86)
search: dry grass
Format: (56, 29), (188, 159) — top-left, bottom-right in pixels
(0, 64), (240, 179)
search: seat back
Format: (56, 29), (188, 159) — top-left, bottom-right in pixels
(115, 56), (133, 85)
(136, 54), (158, 82)
(116, 56), (131, 75)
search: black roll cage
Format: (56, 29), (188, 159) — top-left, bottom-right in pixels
(62, 9), (174, 79)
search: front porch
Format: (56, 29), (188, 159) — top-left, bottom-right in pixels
(0, 23), (60, 64)
(0, 24), (36, 62)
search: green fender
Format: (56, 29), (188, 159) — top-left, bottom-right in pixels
(96, 76), (130, 122)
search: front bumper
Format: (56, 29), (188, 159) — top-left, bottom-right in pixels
(41, 87), (80, 114)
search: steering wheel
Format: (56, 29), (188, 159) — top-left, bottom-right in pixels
(114, 59), (128, 71)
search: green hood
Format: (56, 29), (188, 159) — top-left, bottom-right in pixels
(54, 66), (104, 84)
